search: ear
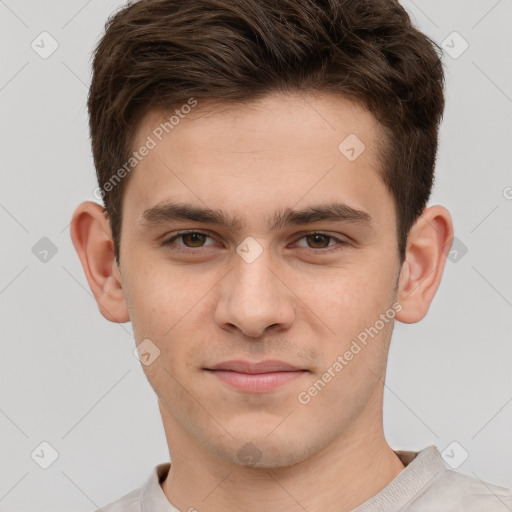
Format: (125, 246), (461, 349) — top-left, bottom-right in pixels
(69, 201), (130, 323)
(395, 205), (454, 324)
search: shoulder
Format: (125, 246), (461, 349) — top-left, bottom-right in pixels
(92, 486), (142, 512)
(424, 469), (512, 511)
(90, 462), (171, 512)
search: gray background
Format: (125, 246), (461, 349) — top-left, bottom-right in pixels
(1, 0), (511, 510)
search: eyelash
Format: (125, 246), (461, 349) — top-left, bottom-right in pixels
(162, 230), (348, 255)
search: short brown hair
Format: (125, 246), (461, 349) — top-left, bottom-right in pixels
(88, 0), (445, 265)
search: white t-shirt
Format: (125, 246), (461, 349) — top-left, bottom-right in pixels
(95, 445), (512, 511)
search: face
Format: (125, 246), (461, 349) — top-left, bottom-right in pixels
(118, 92), (402, 468)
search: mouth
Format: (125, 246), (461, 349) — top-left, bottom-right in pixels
(204, 359), (309, 393)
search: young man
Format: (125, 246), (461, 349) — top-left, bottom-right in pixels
(70, 0), (512, 510)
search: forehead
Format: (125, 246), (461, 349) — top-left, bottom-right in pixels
(133, 92), (380, 154)
(123, 92), (393, 230)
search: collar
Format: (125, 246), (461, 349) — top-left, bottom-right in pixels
(352, 445), (446, 511)
(140, 445), (446, 512)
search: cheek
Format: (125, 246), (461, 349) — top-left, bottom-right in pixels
(124, 258), (209, 338)
(296, 262), (397, 383)
(296, 265), (386, 331)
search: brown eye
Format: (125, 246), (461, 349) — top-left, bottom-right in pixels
(293, 232), (348, 254)
(163, 231), (216, 252)
(181, 232), (208, 247)
(305, 233), (332, 249)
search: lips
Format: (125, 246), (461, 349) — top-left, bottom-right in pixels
(205, 360), (308, 393)
(206, 359), (304, 374)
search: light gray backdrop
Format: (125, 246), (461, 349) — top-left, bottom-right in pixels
(1, 1), (511, 511)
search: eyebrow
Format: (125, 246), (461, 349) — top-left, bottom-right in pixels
(140, 201), (373, 232)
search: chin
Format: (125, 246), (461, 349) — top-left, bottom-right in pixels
(203, 430), (320, 469)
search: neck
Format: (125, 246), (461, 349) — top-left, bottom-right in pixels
(160, 407), (405, 512)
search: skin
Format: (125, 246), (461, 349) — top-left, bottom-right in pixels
(71, 92), (453, 512)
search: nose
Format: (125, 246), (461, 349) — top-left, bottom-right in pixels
(213, 247), (296, 338)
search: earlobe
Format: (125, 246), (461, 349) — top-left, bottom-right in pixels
(70, 201), (130, 323)
(395, 205), (454, 324)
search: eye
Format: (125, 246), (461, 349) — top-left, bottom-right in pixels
(293, 232), (348, 253)
(163, 230), (217, 252)
(162, 230), (349, 255)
